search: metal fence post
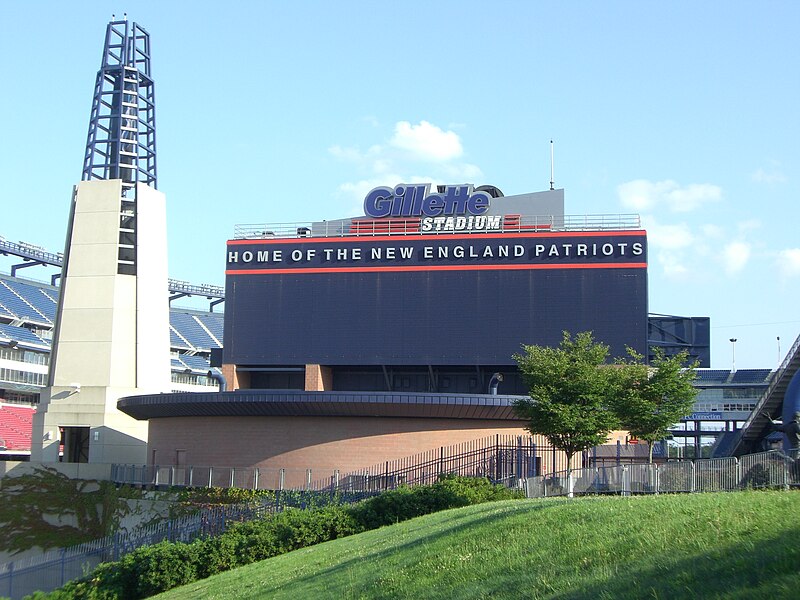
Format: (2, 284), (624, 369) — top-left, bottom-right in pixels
(60, 548), (66, 586)
(783, 454), (790, 490)
(622, 465), (630, 497)
(690, 461), (696, 493)
(655, 463), (660, 495)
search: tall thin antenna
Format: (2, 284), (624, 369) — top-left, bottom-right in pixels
(549, 140), (555, 190)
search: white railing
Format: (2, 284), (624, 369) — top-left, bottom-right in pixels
(233, 214), (642, 240)
(525, 449), (800, 498)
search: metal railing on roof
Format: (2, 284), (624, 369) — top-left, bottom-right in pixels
(233, 213), (642, 240)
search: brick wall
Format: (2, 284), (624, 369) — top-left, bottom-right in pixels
(147, 415), (536, 474)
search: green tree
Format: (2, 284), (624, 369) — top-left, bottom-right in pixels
(615, 349), (698, 463)
(513, 332), (630, 481)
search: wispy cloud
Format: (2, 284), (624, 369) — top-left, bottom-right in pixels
(618, 179), (722, 213)
(329, 120), (483, 210)
(389, 121), (463, 161)
(777, 248), (800, 279)
(751, 160), (787, 184)
(721, 241), (751, 275)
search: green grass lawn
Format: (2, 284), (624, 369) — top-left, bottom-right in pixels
(155, 491), (800, 599)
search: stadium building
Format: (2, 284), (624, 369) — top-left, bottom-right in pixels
(116, 183), (650, 478)
(8, 17), (796, 476)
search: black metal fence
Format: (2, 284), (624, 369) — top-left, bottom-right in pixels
(112, 435), (558, 493)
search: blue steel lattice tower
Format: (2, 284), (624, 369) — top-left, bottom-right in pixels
(31, 18), (170, 464)
(82, 18), (157, 276)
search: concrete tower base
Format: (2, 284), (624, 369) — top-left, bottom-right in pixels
(31, 180), (170, 464)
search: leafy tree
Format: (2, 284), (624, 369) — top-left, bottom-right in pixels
(614, 349), (698, 463)
(512, 331), (631, 476)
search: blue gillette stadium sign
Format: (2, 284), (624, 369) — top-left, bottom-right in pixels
(364, 184), (491, 218)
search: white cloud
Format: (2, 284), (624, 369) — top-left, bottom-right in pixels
(658, 253), (690, 280)
(737, 219), (761, 234)
(390, 121), (463, 161)
(721, 242), (751, 275)
(330, 119), (483, 212)
(777, 248), (800, 278)
(617, 179), (722, 213)
(701, 224), (724, 239)
(643, 217), (693, 251)
(751, 167), (787, 184)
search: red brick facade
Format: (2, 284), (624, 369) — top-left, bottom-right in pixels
(147, 415), (537, 473)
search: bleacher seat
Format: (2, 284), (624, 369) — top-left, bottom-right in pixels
(730, 369), (772, 384)
(170, 328), (193, 351)
(170, 312), (219, 350)
(694, 370), (731, 383)
(196, 313), (224, 343)
(180, 354), (212, 371)
(3, 279), (58, 322)
(0, 404), (35, 451)
(0, 282), (51, 325)
(0, 322), (50, 348)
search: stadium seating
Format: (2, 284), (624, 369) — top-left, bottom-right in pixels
(0, 403), (35, 450)
(693, 370), (731, 383)
(195, 312), (224, 343)
(170, 328), (193, 351)
(170, 311), (220, 350)
(0, 272), (223, 402)
(0, 281), (52, 325)
(730, 369), (772, 384)
(0, 322), (50, 348)
(2, 278), (57, 322)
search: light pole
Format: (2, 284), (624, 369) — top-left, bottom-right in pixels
(777, 336), (781, 367)
(729, 338), (737, 373)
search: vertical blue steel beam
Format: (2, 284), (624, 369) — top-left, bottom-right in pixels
(82, 19), (157, 190)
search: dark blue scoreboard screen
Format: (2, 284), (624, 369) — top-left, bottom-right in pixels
(223, 231), (648, 366)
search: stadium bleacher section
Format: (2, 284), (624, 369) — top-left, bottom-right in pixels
(0, 403), (35, 454)
(730, 369), (772, 384)
(0, 279), (53, 325)
(693, 370), (733, 384)
(0, 272), (224, 406)
(0, 322), (50, 349)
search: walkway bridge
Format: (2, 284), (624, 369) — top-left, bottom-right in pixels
(713, 332), (800, 457)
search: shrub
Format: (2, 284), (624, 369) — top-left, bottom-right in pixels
(25, 477), (521, 600)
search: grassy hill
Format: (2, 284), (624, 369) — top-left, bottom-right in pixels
(154, 490), (800, 599)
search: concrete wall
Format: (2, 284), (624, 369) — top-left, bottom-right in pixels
(31, 181), (171, 464)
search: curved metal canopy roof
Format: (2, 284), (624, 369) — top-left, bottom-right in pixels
(118, 390), (528, 421)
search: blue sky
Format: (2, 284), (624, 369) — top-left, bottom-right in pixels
(1, 1), (798, 370)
